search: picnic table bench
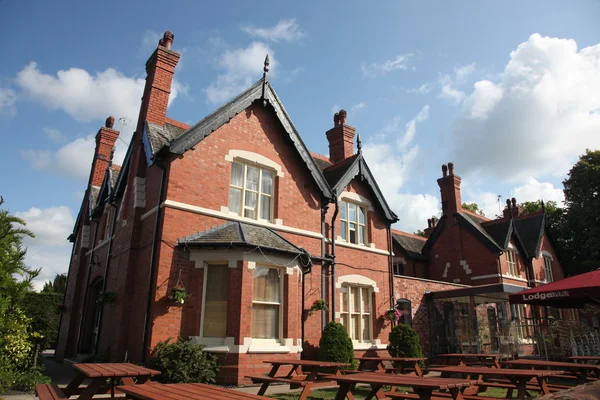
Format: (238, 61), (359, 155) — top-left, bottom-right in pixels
(435, 354), (502, 369)
(565, 355), (600, 364)
(356, 357), (427, 376)
(503, 358), (600, 384)
(326, 371), (482, 400)
(35, 363), (160, 400)
(118, 382), (270, 399)
(246, 359), (350, 400)
(429, 365), (565, 399)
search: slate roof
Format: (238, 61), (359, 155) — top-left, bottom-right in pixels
(311, 154), (333, 172)
(392, 232), (427, 261)
(322, 154), (360, 187)
(178, 221), (303, 255)
(145, 121), (187, 156)
(480, 220), (512, 250)
(456, 212), (503, 252)
(511, 213), (545, 259)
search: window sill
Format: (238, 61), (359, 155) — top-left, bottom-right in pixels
(352, 341), (387, 351)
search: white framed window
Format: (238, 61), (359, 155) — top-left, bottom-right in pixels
(543, 256), (554, 282)
(393, 263), (405, 276)
(340, 285), (372, 343)
(340, 201), (367, 245)
(507, 250), (518, 276)
(252, 266), (283, 341)
(229, 161), (274, 221)
(201, 264), (229, 342)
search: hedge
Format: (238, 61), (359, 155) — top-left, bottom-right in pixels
(21, 292), (62, 350)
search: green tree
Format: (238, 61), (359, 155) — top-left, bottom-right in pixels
(41, 273), (67, 294)
(413, 229), (426, 238)
(562, 149), (600, 275)
(462, 202), (485, 216)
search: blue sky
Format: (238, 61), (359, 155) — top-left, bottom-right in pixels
(1, 0), (599, 289)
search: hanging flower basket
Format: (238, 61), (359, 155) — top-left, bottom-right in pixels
(386, 308), (403, 323)
(310, 299), (329, 312)
(170, 285), (188, 304)
(96, 291), (116, 305)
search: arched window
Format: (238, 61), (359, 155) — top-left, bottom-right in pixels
(396, 298), (412, 326)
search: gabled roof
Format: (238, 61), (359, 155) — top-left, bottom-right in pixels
(512, 213), (545, 259)
(142, 121), (187, 165)
(91, 165), (121, 216)
(322, 154), (398, 223)
(456, 212), (503, 253)
(178, 221), (303, 256)
(391, 231), (427, 261)
(167, 79), (332, 199)
(480, 219), (512, 250)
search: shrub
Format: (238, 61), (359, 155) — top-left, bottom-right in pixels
(21, 292), (62, 350)
(12, 366), (51, 392)
(0, 308), (35, 368)
(318, 322), (357, 369)
(387, 324), (424, 360)
(148, 337), (219, 384)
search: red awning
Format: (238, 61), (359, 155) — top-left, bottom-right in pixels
(509, 269), (600, 308)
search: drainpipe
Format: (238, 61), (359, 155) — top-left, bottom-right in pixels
(76, 217), (100, 353)
(387, 225), (395, 308)
(320, 201), (328, 331)
(94, 201), (119, 355)
(330, 194), (339, 322)
(141, 161), (167, 362)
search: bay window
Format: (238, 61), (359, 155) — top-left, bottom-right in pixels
(252, 266), (282, 340)
(340, 200), (367, 245)
(229, 161), (274, 221)
(201, 264), (229, 340)
(340, 285), (372, 342)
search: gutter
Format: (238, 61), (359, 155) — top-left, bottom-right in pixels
(141, 161), (167, 362)
(94, 201), (119, 355)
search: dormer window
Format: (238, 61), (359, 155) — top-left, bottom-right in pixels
(340, 200), (367, 245)
(229, 161), (274, 221)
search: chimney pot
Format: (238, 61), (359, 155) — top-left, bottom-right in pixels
(105, 116), (115, 129)
(339, 109), (347, 125)
(441, 164), (448, 177)
(161, 31), (174, 50)
(427, 218), (432, 228)
(448, 162), (454, 175)
(334, 112), (340, 126)
(511, 197), (517, 207)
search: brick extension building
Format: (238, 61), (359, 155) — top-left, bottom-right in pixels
(56, 31), (573, 384)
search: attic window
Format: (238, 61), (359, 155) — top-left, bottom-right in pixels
(340, 200), (367, 245)
(507, 250), (518, 276)
(543, 256), (554, 282)
(229, 161), (274, 222)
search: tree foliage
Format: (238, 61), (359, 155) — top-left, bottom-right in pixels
(21, 292), (63, 350)
(462, 202), (485, 216)
(41, 273), (67, 294)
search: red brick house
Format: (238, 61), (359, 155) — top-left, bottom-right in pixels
(56, 31), (573, 383)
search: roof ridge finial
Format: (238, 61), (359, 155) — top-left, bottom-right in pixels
(356, 133), (362, 153)
(261, 54), (270, 106)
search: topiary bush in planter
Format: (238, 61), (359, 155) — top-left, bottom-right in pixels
(318, 322), (357, 369)
(148, 337), (219, 384)
(387, 324), (424, 361)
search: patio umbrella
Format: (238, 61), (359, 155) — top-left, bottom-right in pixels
(509, 269), (600, 308)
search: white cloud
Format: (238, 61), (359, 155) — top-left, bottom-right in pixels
(438, 63), (476, 104)
(15, 206), (74, 291)
(205, 42), (275, 105)
(18, 61), (182, 175)
(463, 191), (505, 219)
(451, 33), (600, 181)
(408, 83), (433, 95)
(140, 30), (162, 55)
(0, 87), (16, 116)
(43, 127), (66, 142)
(362, 105), (437, 232)
(350, 102), (367, 113)
(361, 53), (414, 77)
(241, 19), (305, 42)
(512, 178), (565, 205)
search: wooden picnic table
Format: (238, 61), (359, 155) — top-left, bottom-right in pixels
(63, 363), (160, 399)
(117, 382), (270, 399)
(429, 365), (565, 399)
(356, 357), (427, 376)
(565, 355), (600, 364)
(326, 372), (481, 400)
(246, 359), (351, 400)
(436, 354), (502, 368)
(503, 359), (600, 384)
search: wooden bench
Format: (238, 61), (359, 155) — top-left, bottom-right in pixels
(479, 380), (567, 393)
(35, 384), (68, 400)
(385, 392), (497, 400)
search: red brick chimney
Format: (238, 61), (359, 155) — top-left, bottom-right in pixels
(503, 197), (521, 219)
(326, 109), (356, 164)
(90, 116), (119, 187)
(437, 162), (462, 215)
(136, 31), (180, 133)
(424, 217), (437, 238)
